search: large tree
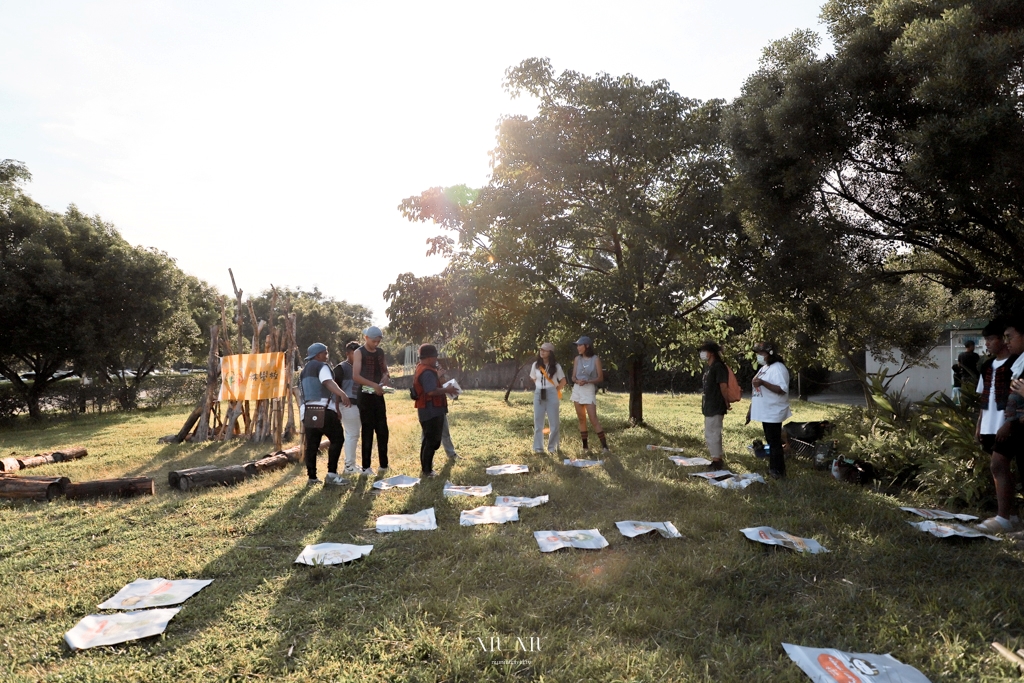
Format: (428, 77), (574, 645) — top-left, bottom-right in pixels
(0, 160), (220, 415)
(727, 0), (1024, 314)
(398, 59), (740, 424)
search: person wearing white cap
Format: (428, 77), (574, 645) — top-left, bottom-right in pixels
(352, 326), (391, 474)
(529, 342), (567, 453)
(571, 336), (609, 453)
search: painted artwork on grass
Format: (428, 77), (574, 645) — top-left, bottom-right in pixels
(741, 527), (829, 554)
(65, 608), (181, 651)
(97, 579), (212, 610)
(783, 643), (931, 682)
(485, 464), (529, 475)
(534, 529), (609, 552)
(372, 475), (420, 490)
(376, 508), (437, 533)
(443, 481), (493, 497)
(294, 544), (373, 566)
(460, 506), (519, 526)
(615, 521), (681, 539)
(494, 495), (549, 508)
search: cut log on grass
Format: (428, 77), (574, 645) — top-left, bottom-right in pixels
(251, 454), (290, 475)
(53, 447), (87, 462)
(0, 476), (70, 501)
(65, 477), (155, 500)
(0, 457), (21, 473)
(171, 464), (256, 492)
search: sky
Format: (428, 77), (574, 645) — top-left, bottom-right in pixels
(0, 1), (831, 325)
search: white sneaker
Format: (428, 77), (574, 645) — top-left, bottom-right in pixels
(324, 472), (348, 486)
(362, 468), (375, 476)
(343, 465), (361, 475)
(601, 447), (611, 454)
(377, 466), (389, 474)
(306, 478), (321, 487)
(976, 516), (1016, 533)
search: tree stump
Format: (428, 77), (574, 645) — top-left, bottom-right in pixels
(0, 475), (70, 501)
(65, 477), (155, 500)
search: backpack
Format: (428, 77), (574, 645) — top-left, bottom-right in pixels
(724, 365), (742, 404)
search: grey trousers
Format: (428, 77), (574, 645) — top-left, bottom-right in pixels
(533, 391), (561, 451)
(441, 414), (456, 457)
(704, 413), (724, 460)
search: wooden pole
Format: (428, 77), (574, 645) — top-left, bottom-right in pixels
(65, 477), (155, 500)
(194, 324), (220, 442)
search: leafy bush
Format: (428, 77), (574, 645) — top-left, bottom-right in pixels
(835, 371), (993, 508)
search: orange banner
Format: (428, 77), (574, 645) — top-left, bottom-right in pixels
(219, 353), (287, 401)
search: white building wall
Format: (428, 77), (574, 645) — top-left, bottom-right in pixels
(865, 328), (983, 402)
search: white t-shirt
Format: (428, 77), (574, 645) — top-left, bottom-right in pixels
(977, 357), (1008, 435)
(529, 362), (565, 393)
(300, 365), (340, 418)
(750, 362), (792, 423)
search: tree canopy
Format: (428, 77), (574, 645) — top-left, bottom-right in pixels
(396, 59), (740, 423)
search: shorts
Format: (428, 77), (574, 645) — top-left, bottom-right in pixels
(570, 383), (598, 405)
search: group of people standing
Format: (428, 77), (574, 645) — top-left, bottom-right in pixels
(299, 327), (458, 486)
(700, 340), (791, 479)
(529, 337), (610, 455)
(971, 318), (1024, 534)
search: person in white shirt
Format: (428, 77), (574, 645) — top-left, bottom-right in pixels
(529, 342), (567, 453)
(746, 341), (792, 479)
(298, 342), (352, 486)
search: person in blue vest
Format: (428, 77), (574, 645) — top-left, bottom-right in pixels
(299, 342), (352, 486)
(412, 344), (460, 477)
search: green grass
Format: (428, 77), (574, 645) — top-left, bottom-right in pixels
(1, 391), (1023, 681)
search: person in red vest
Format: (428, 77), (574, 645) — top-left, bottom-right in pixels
(413, 344), (460, 477)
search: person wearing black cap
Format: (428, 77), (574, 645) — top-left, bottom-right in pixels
(699, 340), (730, 470)
(412, 344), (459, 477)
(571, 336), (609, 453)
(299, 342), (352, 487)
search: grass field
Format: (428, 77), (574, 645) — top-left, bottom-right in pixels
(2, 391), (1024, 682)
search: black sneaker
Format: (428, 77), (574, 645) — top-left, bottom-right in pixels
(768, 469), (785, 480)
(708, 459), (725, 471)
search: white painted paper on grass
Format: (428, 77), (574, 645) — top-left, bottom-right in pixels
(443, 378), (463, 396)
(372, 474), (420, 490)
(376, 508), (437, 532)
(900, 507), (978, 521)
(294, 543), (373, 566)
(563, 458), (603, 468)
(615, 521), (681, 539)
(97, 579), (212, 610)
(646, 444), (687, 453)
(782, 643), (931, 682)
(65, 608), (181, 651)
(741, 527), (829, 554)
(668, 456), (712, 467)
(460, 506), (519, 526)
(534, 529), (609, 552)
(443, 481), (493, 497)
(908, 520), (1000, 541)
(494, 495), (549, 508)
(688, 470), (734, 480)
(709, 473), (766, 490)
(486, 464), (529, 475)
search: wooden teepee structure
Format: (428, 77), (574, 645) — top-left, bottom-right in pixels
(172, 270), (299, 449)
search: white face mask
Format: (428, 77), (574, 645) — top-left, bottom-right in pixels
(699, 351), (709, 361)
(756, 354), (767, 366)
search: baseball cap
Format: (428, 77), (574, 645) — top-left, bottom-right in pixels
(539, 342), (555, 351)
(363, 326), (383, 339)
(574, 336), (592, 345)
(305, 342), (328, 361)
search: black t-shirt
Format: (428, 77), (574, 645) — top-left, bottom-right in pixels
(702, 361), (729, 416)
(958, 351), (980, 385)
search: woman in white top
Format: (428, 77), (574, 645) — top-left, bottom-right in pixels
(529, 342), (567, 453)
(571, 336), (609, 453)
(745, 341), (791, 479)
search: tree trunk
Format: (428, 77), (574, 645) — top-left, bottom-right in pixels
(194, 324), (220, 441)
(0, 475), (69, 501)
(628, 357), (644, 426)
(503, 361), (527, 403)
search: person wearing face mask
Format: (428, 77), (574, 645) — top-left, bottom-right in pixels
(745, 341), (791, 479)
(699, 341), (730, 470)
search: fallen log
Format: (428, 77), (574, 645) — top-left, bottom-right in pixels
(251, 453), (290, 475)
(0, 476), (70, 501)
(16, 453), (60, 469)
(0, 458), (20, 473)
(65, 477), (155, 500)
(168, 465), (217, 489)
(171, 463), (257, 492)
(53, 447), (87, 462)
